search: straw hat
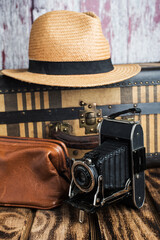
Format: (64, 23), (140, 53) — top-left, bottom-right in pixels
(2, 10), (141, 87)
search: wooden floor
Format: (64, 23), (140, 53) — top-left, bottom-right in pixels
(0, 169), (159, 240)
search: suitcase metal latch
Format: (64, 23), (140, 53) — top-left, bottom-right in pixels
(49, 122), (72, 134)
(79, 102), (102, 134)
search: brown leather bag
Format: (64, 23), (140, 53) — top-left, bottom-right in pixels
(0, 136), (70, 209)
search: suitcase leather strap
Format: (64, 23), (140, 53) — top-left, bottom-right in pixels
(0, 102), (160, 124)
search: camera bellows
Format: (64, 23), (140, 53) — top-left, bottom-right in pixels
(85, 140), (130, 191)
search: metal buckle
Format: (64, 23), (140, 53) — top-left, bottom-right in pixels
(49, 122), (72, 134)
(79, 102), (102, 134)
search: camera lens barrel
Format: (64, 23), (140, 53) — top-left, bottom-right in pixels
(72, 160), (98, 193)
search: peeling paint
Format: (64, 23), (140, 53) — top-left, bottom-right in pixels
(81, 0), (99, 15)
(0, 0), (160, 69)
(2, 50), (5, 69)
(3, 23), (7, 30)
(19, 15), (24, 24)
(128, 17), (132, 44)
(100, 0), (111, 52)
(154, 0), (160, 24)
(128, 16), (141, 44)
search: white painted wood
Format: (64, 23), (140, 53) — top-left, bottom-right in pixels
(127, 0), (160, 63)
(0, 0), (160, 69)
(0, 0), (32, 69)
(32, 0), (80, 21)
(110, 0), (129, 64)
(81, 0), (160, 64)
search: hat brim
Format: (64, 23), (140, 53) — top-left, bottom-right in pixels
(2, 64), (141, 88)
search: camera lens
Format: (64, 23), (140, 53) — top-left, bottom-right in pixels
(72, 161), (97, 192)
(74, 165), (92, 189)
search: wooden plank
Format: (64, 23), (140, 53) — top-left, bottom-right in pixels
(110, 0), (128, 64)
(127, 0), (160, 64)
(97, 168), (160, 239)
(0, 207), (35, 240)
(32, 0), (80, 21)
(0, 0), (32, 69)
(145, 168), (160, 215)
(29, 204), (90, 240)
(80, 0), (100, 15)
(0, 0), (160, 69)
(97, 199), (160, 240)
(81, 0), (160, 64)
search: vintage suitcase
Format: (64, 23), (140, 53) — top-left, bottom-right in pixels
(49, 63), (160, 167)
(0, 63), (160, 166)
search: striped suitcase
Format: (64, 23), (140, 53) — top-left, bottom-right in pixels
(0, 63), (160, 165)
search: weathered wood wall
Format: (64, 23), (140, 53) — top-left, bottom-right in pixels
(0, 0), (160, 70)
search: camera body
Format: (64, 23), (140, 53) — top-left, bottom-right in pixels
(68, 118), (146, 213)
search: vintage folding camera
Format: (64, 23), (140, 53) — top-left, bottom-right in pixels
(68, 109), (146, 213)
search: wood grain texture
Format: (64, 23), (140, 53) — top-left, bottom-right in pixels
(127, 0), (160, 63)
(0, 0), (160, 69)
(0, 169), (159, 240)
(29, 204), (90, 240)
(0, 207), (34, 240)
(145, 169), (160, 215)
(0, 0), (32, 69)
(97, 200), (160, 240)
(97, 168), (160, 240)
(32, 0), (80, 21)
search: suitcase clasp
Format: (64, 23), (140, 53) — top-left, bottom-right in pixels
(49, 122), (72, 134)
(79, 102), (102, 134)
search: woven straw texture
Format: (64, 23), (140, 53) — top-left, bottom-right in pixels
(29, 11), (110, 62)
(2, 10), (141, 87)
